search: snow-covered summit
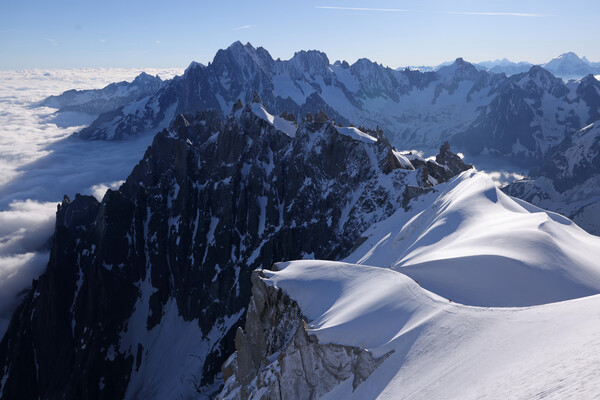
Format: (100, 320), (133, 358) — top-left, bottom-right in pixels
(347, 170), (600, 306)
(40, 72), (164, 114)
(543, 52), (600, 80)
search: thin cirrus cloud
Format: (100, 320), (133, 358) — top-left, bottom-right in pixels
(316, 6), (551, 17)
(233, 25), (253, 31)
(445, 11), (552, 17)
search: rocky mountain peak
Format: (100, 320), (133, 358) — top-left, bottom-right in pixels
(289, 50), (331, 77)
(547, 52), (585, 66)
(184, 60), (204, 74)
(333, 60), (350, 69)
(213, 41), (274, 73)
(527, 64), (556, 79)
(131, 71), (161, 86)
(56, 194), (100, 228)
(291, 49), (330, 66)
(436, 57), (480, 82)
(171, 113), (191, 131)
(517, 65), (566, 96)
(231, 98), (243, 113)
(251, 91), (262, 104)
(579, 73), (599, 86)
(436, 141), (473, 176)
(542, 52), (598, 79)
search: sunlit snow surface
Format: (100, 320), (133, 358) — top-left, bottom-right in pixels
(264, 173), (600, 397)
(0, 68), (183, 337)
(250, 102), (297, 137)
(347, 171), (600, 307)
(265, 260), (600, 399)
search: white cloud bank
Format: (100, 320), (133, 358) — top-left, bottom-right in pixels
(0, 67), (184, 337)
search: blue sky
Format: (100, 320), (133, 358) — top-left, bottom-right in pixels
(1, 0), (599, 69)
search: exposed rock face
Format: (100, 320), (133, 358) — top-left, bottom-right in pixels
(503, 121), (600, 235)
(452, 66), (600, 161)
(0, 102), (467, 399)
(218, 270), (390, 400)
(436, 141), (473, 176)
(56, 194), (100, 228)
(45, 42), (600, 162)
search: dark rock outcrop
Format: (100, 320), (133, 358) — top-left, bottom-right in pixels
(0, 102), (468, 399)
(436, 141), (473, 177)
(218, 269), (391, 400)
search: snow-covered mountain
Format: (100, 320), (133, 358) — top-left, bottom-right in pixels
(542, 52), (600, 80)
(40, 72), (164, 115)
(219, 171), (600, 399)
(504, 120), (600, 235)
(476, 52), (600, 80)
(452, 67), (600, 159)
(476, 58), (533, 76)
(45, 43), (600, 164)
(0, 96), (471, 399)
(400, 52), (600, 80)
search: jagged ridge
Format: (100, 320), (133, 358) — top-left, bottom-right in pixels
(0, 99), (470, 399)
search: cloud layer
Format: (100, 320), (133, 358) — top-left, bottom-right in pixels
(0, 67), (183, 337)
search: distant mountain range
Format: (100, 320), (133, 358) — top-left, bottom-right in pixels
(45, 43), (600, 165)
(401, 52), (600, 80)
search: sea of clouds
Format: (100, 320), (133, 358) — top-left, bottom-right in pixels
(0, 67), (183, 337)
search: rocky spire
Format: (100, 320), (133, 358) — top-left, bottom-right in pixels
(436, 141), (473, 175)
(232, 98), (243, 113)
(251, 91), (262, 104)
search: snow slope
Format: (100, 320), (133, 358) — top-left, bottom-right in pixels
(346, 170), (600, 307)
(263, 260), (600, 399)
(250, 102), (296, 137)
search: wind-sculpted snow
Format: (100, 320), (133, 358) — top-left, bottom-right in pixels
(234, 260), (600, 399)
(0, 68), (183, 338)
(347, 171), (600, 306)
